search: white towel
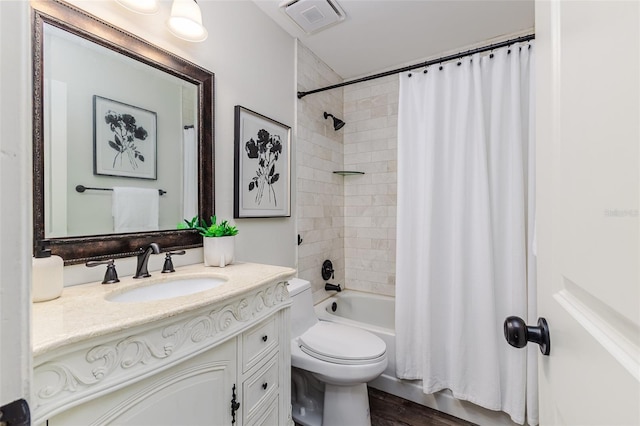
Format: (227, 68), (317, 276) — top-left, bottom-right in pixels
(112, 187), (159, 233)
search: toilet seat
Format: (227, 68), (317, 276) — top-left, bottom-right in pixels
(298, 321), (386, 366)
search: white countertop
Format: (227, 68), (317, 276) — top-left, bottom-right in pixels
(32, 262), (296, 357)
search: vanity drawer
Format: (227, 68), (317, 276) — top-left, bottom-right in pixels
(243, 352), (279, 420)
(242, 316), (278, 372)
(246, 394), (279, 426)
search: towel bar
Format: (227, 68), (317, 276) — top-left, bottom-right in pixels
(75, 185), (167, 196)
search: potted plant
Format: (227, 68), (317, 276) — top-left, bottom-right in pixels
(179, 216), (239, 267)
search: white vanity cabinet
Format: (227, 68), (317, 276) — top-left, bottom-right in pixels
(48, 338), (237, 425)
(31, 265), (294, 426)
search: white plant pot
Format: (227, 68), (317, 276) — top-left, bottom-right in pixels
(203, 236), (235, 267)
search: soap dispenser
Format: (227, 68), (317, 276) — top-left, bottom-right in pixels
(32, 250), (63, 302)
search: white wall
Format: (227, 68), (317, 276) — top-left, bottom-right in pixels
(0, 0), (32, 408)
(62, 0), (297, 270)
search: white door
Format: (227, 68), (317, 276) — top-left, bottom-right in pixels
(535, 0), (640, 424)
(0, 0), (32, 423)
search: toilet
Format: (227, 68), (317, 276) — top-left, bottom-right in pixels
(288, 278), (387, 426)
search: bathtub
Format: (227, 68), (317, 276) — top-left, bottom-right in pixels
(314, 290), (518, 426)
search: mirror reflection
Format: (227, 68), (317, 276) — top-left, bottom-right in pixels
(43, 24), (198, 238)
(33, 0), (214, 264)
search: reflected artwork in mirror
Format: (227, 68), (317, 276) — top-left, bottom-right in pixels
(32, 0), (214, 264)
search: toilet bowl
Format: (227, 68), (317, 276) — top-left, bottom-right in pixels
(288, 278), (388, 426)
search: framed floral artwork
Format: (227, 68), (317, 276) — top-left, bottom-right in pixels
(234, 106), (291, 218)
(93, 95), (157, 180)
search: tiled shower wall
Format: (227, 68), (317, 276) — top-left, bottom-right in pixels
(342, 76), (399, 296)
(296, 41), (400, 299)
(296, 41), (345, 302)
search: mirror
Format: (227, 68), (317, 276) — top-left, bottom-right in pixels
(32, 0), (214, 264)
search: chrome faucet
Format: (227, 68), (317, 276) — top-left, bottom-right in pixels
(133, 243), (160, 279)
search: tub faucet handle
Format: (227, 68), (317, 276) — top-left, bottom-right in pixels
(321, 259), (335, 280)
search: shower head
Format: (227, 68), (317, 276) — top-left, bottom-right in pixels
(323, 112), (345, 131)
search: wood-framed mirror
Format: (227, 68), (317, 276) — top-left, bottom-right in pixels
(32, 0), (214, 265)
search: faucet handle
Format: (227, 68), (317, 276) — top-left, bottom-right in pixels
(161, 251), (186, 273)
(86, 259), (120, 284)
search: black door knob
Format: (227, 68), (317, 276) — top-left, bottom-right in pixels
(503, 316), (551, 356)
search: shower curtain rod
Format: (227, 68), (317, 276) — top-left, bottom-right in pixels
(297, 33), (535, 99)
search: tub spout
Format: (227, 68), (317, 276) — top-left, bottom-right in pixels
(325, 282), (342, 292)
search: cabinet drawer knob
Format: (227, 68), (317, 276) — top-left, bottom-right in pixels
(262, 382), (268, 390)
(262, 335), (268, 342)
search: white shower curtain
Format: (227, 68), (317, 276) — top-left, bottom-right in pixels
(395, 42), (536, 425)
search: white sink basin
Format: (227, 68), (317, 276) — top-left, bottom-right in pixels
(107, 277), (226, 303)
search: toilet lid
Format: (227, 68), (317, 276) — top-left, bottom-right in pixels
(298, 322), (386, 365)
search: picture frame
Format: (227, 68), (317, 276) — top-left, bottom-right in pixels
(234, 106), (291, 218)
(93, 95), (157, 180)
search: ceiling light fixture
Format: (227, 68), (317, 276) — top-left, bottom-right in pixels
(324, 112), (345, 131)
(167, 0), (208, 42)
(115, 0), (159, 15)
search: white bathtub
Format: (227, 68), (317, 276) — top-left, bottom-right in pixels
(314, 290), (518, 426)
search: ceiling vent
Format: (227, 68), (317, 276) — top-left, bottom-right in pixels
(280, 0), (346, 34)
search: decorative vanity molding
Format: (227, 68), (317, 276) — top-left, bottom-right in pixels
(32, 263), (295, 425)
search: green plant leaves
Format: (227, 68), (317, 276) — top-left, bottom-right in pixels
(177, 215), (238, 237)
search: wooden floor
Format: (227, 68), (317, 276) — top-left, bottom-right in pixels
(368, 388), (478, 426)
(294, 388), (478, 426)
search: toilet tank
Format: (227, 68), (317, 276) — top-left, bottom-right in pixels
(287, 278), (318, 338)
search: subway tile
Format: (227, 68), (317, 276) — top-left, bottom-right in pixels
(345, 195), (373, 206)
(370, 94), (390, 108)
(371, 150), (396, 163)
(356, 269), (389, 284)
(372, 194), (397, 206)
(355, 116), (389, 132)
(372, 216), (396, 228)
(355, 98), (373, 111)
(371, 283), (395, 297)
(345, 216), (372, 228)
(344, 152), (372, 165)
(370, 80), (399, 97)
(371, 172), (397, 184)
(343, 130), (372, 144)
(369, 127), (398, 140)
(344, 109), (372, 123)
(344, 100), (357, 114)
(371, 105), (391, 118)
(356, 228), (388, 240)
(345, 238), (372, 249)
(344, 86), (372, 102)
